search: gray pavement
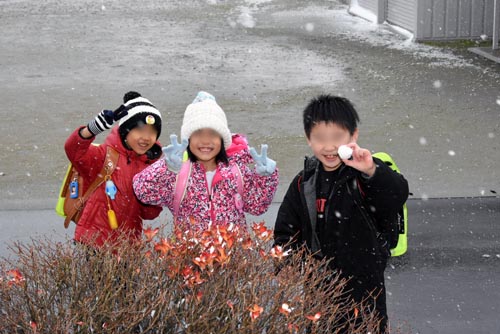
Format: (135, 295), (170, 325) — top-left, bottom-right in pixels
(1, 0), (500, 333)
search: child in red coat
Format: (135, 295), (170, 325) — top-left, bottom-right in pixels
(65, 92), (163, 247)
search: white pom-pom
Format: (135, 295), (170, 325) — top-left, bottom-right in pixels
(338, 145), (353, 160)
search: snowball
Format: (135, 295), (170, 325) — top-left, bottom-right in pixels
(338, 145), (353, 160)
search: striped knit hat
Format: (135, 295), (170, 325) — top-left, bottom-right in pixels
(118, 92), (162, 140)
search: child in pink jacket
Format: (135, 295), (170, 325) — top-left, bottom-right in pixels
(133, 92), (279, 232)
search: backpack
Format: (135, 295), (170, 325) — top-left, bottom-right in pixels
(347, 152), (408, 256)
(372, 152), (408, 257)
(55, 146), (119, 228)
(172, 161), (244, 217)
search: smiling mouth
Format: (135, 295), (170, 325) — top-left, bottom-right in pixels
(199, 147), (213, 152)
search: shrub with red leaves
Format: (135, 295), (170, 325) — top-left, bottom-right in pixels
(0, 221), (406, 333)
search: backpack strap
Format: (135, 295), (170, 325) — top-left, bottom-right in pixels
(231, 163), (244, 212)
(348, 179), (390, 256)
(173, 161), (192, 217)
(231, 164), (243, 197)
(64, 146), (119, 228)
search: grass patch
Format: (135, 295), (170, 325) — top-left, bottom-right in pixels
(421, 39), (492, 49)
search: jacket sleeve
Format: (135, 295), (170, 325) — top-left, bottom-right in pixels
(240, 164), (279, 216)
(358, 157), (409, 229)
(360, 158), (409, 208)
(273, 174), (303, 249)
(229, 141), (280, 216)
(133, 158), (177, 208)
(64, 126), (104, 183)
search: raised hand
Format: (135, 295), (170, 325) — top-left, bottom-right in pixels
(86, 91), (142, 136)
(249, 144), (276, 176)
(341, 143), (376, 177)
(162, 134), (188, 172)
(87, 109), (115, 136)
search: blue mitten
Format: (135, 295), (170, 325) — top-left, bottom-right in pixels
(249, 144), (276, 176)
(162, 134), (188, 172)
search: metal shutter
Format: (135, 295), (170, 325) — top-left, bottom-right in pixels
(386, 0), (416, 32)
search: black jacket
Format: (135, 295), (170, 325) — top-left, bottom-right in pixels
(274, 156), (409, 308)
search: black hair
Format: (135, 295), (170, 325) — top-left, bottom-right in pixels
(186, 140), (229, 165)
(302, 95), (360, 138)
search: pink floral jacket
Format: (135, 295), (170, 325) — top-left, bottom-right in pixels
(133, 134), (279, 231)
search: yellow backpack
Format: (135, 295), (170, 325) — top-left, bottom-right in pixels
(372, 152), (408, 257)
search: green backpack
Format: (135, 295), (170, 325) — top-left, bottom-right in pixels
(372, 152), (408, 257)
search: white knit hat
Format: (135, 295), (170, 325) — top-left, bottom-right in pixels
(180, 92), (232, 148)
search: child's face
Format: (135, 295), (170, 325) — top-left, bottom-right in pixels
(125, 124), (158, 155)
(306, 121), (358, 171)
(189, 128), (222, 171)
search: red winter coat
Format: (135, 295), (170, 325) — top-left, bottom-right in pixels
(65, 126), (163, 246)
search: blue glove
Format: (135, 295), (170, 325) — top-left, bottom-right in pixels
(249, 144), (276, 176)
(162, 134), (188, 172)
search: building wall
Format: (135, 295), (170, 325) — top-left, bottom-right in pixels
(416, 0), (496, 40)
(358, 0), (378, 14)
(350, 0), (499, 41)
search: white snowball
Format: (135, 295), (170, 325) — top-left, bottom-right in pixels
(338, 145), (353, 160)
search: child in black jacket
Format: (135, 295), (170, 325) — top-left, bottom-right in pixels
(273, 95), (409, 333)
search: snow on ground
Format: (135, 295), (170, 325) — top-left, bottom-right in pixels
(270, 4), (483, 70)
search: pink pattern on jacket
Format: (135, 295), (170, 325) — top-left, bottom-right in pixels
(133, 134), (279, 231)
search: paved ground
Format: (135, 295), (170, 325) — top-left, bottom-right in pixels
(1, 1), (500, 333)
